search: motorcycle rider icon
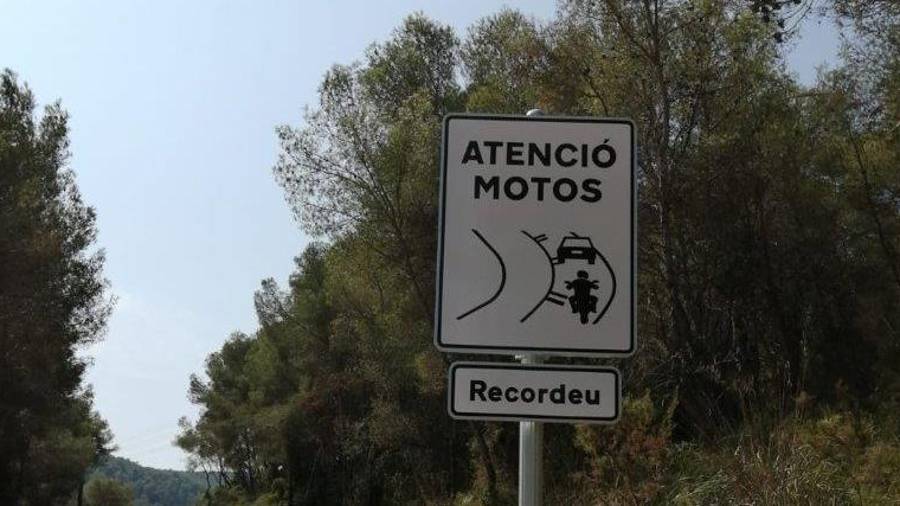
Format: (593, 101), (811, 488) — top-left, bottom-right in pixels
(565, 270), (599, 324)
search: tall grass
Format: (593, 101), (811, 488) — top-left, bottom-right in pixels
(544, 396), (900, 505)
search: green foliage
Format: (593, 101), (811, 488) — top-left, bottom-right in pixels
(0, 69), (113, 505)
(179, 1), (900, 504)
(462, 9), (546, 113)
(84, 476), (134, 506)
(665, 411), (900, 505)
(568, 393), (676, 503)
(89, 456), (206, 506)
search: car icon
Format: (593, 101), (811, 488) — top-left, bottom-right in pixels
(556, 234), (597, 264)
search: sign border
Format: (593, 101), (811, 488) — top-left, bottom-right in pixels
(448, 361), (622, 424)
(434, 113), (637, 357)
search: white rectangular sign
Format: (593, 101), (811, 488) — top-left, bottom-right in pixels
(449, 362), (620, 423)
(435, 114), (636, 356)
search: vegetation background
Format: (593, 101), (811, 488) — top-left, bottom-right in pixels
(86, 456), (207, 506)
(1, 0), (898, 504)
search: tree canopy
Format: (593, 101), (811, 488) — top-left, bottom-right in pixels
(88, 456), (207, 506)
(174, 1), (900, 503)
(0, 69), (113, 505)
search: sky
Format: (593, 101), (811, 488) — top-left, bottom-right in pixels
(1, 1), (840, 471)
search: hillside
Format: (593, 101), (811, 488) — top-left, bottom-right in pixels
(90, 456), (208, 506)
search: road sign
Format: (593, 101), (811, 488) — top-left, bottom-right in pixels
(435, 114), (636, 356)
(448, 362), (621, 423)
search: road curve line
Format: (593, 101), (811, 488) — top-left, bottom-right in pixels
(591, 248), (617, 324)
(520, 230), (555, 323)
(456, 229), (507, 321)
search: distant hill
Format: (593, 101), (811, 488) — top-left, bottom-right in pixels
(90, 456), (208, 506)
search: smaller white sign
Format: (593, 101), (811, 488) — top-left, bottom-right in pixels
(449, 362), (620, 423)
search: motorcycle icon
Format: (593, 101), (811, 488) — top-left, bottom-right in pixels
(565, 270), (599, 324)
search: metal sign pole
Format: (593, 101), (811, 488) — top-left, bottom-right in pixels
(518, 353), (544, 506)
(518, 108), (545, 506)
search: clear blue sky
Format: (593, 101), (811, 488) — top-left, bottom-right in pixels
(2, 1), (838, 470)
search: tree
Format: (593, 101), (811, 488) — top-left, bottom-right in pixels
(274, 14), (500, 502)
(84, 477), (134, 506)
(88, 456), (207, 506)
(0, 69), (113, 505)
(182, 2), (900, 503)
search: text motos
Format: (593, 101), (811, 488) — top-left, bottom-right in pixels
(436, 114), (636, 356)
(462, 139), (616, 203)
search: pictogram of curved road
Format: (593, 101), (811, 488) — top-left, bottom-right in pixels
(591, 248), (617, 324)
(451, 229), (549, 323)
(451, 229), (615, 326)
(520, 230), (617, 325)
(520, 230), (555, 323)
(456, 229), (506, 320)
